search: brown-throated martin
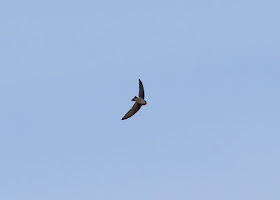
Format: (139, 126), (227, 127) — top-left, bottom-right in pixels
(122, 79), (147, 120)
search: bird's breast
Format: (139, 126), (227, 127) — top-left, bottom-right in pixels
(136, 98), (147, 105)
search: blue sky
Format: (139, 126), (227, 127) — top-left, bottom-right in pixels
(1, 1), (280, 199)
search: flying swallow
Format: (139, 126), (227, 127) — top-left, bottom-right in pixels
(122, 79), (147, 120)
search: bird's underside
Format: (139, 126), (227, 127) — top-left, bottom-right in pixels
(121, 79), (146, 120)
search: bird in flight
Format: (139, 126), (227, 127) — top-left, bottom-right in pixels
(122, 79), (147, 120)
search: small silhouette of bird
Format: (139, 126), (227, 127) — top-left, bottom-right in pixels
(122, 79), (147, 120)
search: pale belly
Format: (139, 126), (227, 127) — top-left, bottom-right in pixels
(136, 97), (147, 105)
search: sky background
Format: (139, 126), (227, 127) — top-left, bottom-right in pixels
(1, 1), (280, 199)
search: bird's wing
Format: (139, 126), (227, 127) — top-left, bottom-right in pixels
(122, 102), (142, 120)
(139, 79), (144, 99)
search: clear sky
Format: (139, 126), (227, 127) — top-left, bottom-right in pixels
(1, 1), (280, 199)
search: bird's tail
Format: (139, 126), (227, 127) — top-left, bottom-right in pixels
(131, 96), (137, 101)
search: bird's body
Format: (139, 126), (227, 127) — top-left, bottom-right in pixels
(122, 79), (147, 120)
(132, 97), (147, 105)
